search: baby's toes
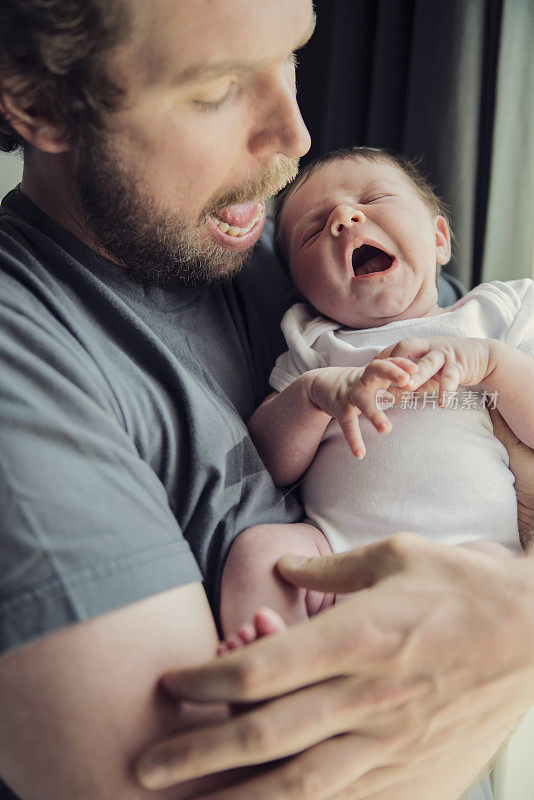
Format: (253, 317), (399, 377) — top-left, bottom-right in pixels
(254, 607), (287, 637)
(236, 621), (258, 645)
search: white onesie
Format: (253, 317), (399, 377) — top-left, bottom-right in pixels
(270, 280), (534, 554)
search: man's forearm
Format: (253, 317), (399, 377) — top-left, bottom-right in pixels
(248, 372), (331, 485)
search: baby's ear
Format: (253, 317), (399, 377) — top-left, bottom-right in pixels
(435, 215), (451, 266)
(0, 77), (71, 153)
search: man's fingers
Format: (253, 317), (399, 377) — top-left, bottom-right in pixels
(137, 672), (410, 789)
(137, 693), (410, 796)
(176, 734), (401, 800)
(157, 618), (348, 704)
(277, 534), (418, 594)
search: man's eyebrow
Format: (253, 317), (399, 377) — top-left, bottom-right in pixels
(174, 9), (317, 86)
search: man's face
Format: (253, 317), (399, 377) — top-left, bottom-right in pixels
(281, 158), (451, 328)
(76, 0), (313, 286)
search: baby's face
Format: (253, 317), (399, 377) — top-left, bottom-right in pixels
(280, 158), (451, 329)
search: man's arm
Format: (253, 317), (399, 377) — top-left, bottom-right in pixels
(0, 582), (241, 800)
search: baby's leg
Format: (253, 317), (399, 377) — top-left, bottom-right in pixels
(220, 521), (332, 638)
(219, 521), (333, 654)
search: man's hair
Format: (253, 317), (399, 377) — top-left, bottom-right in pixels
(0, 0), (130, 153)
(273, 146), (451, 267)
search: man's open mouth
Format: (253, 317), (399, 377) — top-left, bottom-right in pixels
(351, 244), (394, 277)
(208, 200), (267, 251)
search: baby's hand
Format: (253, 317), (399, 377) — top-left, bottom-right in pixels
(379, 337), (493, 405)
(307, 358), (418, 459)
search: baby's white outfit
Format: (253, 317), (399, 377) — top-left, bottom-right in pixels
(270, 280), (534, 554)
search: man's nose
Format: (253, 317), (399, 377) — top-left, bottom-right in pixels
(330, 205), (366, 237)
(247, 68), (311, 160)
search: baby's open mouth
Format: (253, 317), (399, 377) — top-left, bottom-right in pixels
(352, 244), (394, 277)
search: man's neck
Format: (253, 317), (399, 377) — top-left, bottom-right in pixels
(20, 151), (115, 263)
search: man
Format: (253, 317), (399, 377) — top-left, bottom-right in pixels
(0, 2), (533, 799)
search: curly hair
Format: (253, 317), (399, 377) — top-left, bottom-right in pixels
(0, 0), (131, 152)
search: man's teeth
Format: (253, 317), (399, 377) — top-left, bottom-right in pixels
(213, 203), (262, 237)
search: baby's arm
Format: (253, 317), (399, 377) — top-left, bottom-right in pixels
(249, 358), (417, 485)
(393, 337), (534, 448)
(478, 341), (534, 448)
(219, 522), (333, 641)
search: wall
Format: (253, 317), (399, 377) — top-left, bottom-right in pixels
(0, 151), (23, 200)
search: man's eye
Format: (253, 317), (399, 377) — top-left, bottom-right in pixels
(193, 80), (238, 111)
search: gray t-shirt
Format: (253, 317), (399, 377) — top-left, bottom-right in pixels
(0, 190), (301, 659)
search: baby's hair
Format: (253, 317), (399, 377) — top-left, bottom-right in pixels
(273, 146), (451, 268)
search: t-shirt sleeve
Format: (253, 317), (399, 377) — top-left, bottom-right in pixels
(269, 303), (329, 393)
(0, 298), (202, 657)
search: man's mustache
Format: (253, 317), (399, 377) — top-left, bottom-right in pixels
(201, 156), (299, 221)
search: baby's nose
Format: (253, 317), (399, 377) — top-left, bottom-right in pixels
(330, 205), (366, 237)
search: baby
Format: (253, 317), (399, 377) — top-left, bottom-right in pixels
(220, 147), (534, 650)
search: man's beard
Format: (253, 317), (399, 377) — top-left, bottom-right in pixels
(74, 133), (298, 288)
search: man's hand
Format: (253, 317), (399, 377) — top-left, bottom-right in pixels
(135, 534), (534, 799)
(490, 408), (534, 550)
(307, 358), (417, 458)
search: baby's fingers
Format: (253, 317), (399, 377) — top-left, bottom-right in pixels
(437, 361), (461, 405)
(336, 406), (367, 459)
(408, 349), (446, 391)
(362, 358), (417, 389)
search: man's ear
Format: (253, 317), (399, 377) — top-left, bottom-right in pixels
(0, 80), (71, 153)
(435, 215), (451, 266)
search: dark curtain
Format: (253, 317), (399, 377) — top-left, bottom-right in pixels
(296, 0), (534, 288)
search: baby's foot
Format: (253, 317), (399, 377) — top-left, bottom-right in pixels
(218, 607), (286, 656)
